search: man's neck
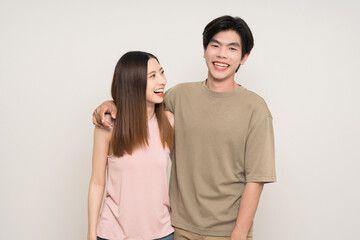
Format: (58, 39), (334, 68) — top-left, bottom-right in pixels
(206, 77), (239, 92)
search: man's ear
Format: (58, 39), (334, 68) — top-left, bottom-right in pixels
(235, 54), (250, 72)
(240, 53), (249, 65)
(203, 47), (206, 58)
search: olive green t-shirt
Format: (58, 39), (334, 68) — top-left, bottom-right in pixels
(164, 81), (276, 237)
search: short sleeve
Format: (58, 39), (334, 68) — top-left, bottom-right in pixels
(245, 116), (276, 183)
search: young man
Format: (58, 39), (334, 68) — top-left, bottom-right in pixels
(93, 16), (276, 240)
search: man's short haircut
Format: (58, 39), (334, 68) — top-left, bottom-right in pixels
(203, 15), (254, 59)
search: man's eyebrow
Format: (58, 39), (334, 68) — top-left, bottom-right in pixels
(209, 39), (220, 44)
(209, 39), (240, 47)
(228, 42), (241, 47)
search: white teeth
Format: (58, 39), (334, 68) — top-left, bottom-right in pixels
(214, 63), (229, 67)
(154, 89), (164, 93)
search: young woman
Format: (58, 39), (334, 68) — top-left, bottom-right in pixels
(88, 51), (174, 240)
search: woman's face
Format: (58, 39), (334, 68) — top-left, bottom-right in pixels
(146, 58), (167, 106)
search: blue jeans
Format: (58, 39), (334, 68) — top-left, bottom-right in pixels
(97, 232), (174, 240)
(157, 233), (174, 240)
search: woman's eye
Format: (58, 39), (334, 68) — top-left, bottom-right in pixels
(149, 74), (155, 78)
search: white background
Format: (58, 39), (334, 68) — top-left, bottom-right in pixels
(1, 0), (360, 239)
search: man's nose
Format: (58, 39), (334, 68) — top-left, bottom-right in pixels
(217, 46), (227, 58)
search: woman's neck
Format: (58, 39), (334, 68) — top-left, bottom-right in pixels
(147, 104), (155, 120)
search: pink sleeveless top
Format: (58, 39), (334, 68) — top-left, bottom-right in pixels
(97, 115), (174, 240)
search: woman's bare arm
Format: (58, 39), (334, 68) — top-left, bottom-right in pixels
(87, 123), (112, 240)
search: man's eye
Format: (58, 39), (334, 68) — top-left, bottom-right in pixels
(230, 47), (237, 51)
(211, 44), (219, 48)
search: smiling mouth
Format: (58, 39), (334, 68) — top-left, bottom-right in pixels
(154, 89), (164, 96)
(154, 89), (163, 93)
(213, 62), (230, 69)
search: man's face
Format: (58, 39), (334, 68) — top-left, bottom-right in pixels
(204, 30), (248, 83)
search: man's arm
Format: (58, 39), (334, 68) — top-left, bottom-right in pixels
(92, 100), (117, 128)
(230, 182), (264, 240)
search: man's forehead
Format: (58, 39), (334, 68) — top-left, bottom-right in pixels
(211, 30), (241, 44)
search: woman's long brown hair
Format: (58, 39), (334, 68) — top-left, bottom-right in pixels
(111, 51), (174, 157)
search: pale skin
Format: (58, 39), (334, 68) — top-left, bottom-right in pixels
(88, 58), (173, 240)
(93, 30), (264, 240)
(87, 115), (112, 240)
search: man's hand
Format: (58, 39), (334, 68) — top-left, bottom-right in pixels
(230, 229), (247, 240)
(92, 100), (117, 128)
